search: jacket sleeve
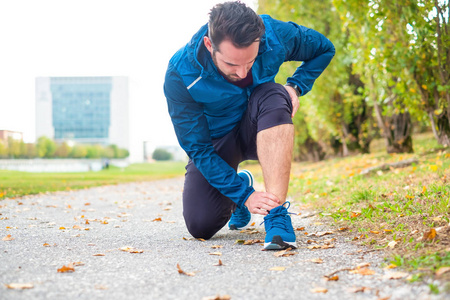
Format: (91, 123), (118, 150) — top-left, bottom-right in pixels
(269, 17), (335, 96)
(164, 63), (255, 207)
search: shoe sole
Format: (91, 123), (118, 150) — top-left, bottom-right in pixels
(264, 235), (297, 250)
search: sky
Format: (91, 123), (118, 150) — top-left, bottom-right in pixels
(0, 0), (256, 161)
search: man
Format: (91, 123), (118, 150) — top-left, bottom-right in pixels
(164, 1), (334, 250)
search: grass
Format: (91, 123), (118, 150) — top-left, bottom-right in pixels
(244, 132), (450, 286)
(0, 161), (186, 199)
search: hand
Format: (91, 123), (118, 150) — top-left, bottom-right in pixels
(244, 191), (280, 215)
(284, 85), (300, 118)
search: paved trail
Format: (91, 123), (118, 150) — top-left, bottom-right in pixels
(0, 177), (446, 299)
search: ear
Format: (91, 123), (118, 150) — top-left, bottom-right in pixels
(204, 36), (213, 54)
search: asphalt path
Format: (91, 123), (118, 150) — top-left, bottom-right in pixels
(0, 177), (447, 300)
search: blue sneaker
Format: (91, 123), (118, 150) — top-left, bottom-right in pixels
(228, 170), (253, 230)
(263, 202), (296, 250)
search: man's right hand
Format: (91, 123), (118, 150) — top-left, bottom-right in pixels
(244, 191), (281, 215)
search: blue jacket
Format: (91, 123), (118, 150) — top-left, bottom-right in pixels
(164, 15), (335, 208)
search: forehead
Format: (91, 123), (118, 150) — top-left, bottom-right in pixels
(216, 39), (259, 65)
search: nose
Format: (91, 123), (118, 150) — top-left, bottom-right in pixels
(235, 66), (248, 79)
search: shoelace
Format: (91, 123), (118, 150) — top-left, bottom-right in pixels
(260, 201), (295, 228)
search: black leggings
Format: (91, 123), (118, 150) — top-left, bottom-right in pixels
(182, 82), (293, 239)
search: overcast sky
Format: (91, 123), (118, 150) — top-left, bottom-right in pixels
(0, 0), (255, 161)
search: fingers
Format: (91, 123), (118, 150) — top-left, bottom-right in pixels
(291, 97), (299, 118)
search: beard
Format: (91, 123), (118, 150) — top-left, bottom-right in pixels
(211, 52), (243, 82)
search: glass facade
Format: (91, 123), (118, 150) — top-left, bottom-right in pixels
(50, 77), (112, 142)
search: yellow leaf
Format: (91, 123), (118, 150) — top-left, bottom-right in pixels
(177, 263), (195, 276)
(370, 231), (380, 234)
(59, 227), (66, 230)
(385, 264), (398, 269)
(310, 258), (323, 264)
(429, 165), (438, 172)
(409, 88), (416, 93)
(324, 275), (339, 281)
(436, 267), (450, 277)
(310, 287), (328, 293)
(43, 243), (50, 247)
(423, 228), (437, 241)
(57, 263), (75, 273)
(349, 268), (376, 275)
(269, 266), (286, 271)
(209, 252), (222, 256)
(422, 85), (428, 90)
(5, 283), (34, 289)
(2, 234), (14, 241)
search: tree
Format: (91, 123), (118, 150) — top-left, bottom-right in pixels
(54, 142), (71, 158)
(36, 136), (56, 158)
(152, 148), (173, 161)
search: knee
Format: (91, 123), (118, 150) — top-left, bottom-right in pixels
(184, 216), (220, 240)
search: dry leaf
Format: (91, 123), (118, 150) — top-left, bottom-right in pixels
(296, 227), (305, 231)
(243, 239), (264, 245)
(202, 295), (231, 300)
(423, 228), (437, 241)
(356, 262), (370, 268)
(315, 231), (334, 237)
(351, 212), (361, 218)
(384, 264), (398, 269)
(436, 267), (450, 277)
(5, 283), (34, 289)
(94, 285), (108, 290)
(93, 253), (105, 256)
(310, 287), (328, 293)
(307, 245), (322, 250)
(347, 287), (370, 293)
(370, 231), (380, 234)
(324, 275), (339, 281)
(240, 229), (259, 234)
(384, 272), (409, 280)
(310, 258), (323, 264)
(2, 234), (14, 241)
(197, 238), (206, 242)
(72, 262), (85, 266)
(209, 252), (222, 256)
(213, 259), (224, 266)
(349, 268), (375, 275)
(269, 266), (286, 271)
(338, 227), (349, 231)
(57, 263), (75, 273)
(43, 243), (50, 247)
(274, 248), (296, 257)
(211, 245), (223, 249)
(321, 244), (335, 249)
(152, 218), (162, 222)
(59, 227), (66, 230)
(73, 225), (83, 230)
(388, 240), (398, 248)
(177, 263), (195, 276)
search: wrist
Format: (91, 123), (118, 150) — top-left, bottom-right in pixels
(285, 82), (301, 97)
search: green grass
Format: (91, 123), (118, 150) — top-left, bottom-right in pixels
(0, 161), (186, 199)
(244, 132), (450, 283)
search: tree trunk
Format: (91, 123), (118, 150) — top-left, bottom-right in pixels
(387, 111), (414, 153)
(436, 111), (450, 146)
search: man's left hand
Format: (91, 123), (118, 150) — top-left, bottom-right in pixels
(284, 85), (300, 118)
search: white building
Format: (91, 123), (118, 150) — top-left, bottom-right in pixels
(35, 76), (129, 151)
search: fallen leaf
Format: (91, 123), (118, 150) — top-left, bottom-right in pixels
(324, 275), (339, 281)
(295, 227), (305, 231)
(5, 283), (34, 289)
(250, 222), (255, 226)
(3, 234), (14, 241)
(243, 239), (264, 245)
(423, 228), (437, 241)
(93, 253), (105, 256)
(321, 244), (335, 249)
(315, 231), (334, 237)
(73, 225), (83, 230)
(310, 258), (323, 264)
(370, 231), (380, 234)
(351, 212), (361, 218)
(72, 262), (85, 266)
(274, 248), (296, 257)
(209, 252), (222, 256)
(347, 287), (370, 293)
(356, 262), (370, 268)
(152, 218), (162, 222)
(202, 295), (231, 300)
(384, 264), (398, 270)
(213, 259), (224, 266)
(307, 245), (321, 250)
(59, 227), (66, 230)
(43, 243), (50, 247)
(269, 266), (286, 271)
(310, 287), (327, 293)
(384, 229), (393, 234)
(349, 268), (375, 275)
(436, 267), (450, 277)
(211, 245), (223, 249)
(388, 240), (398, 248)
(94, 285), (108, 290)
(338, 227), (349, 231)
(240, 228), (259, 234)
(197, 238), (206, 242)
(384, 272), (409, 279)
(177, 263), (195, 276)
(57, 263), (75, 273)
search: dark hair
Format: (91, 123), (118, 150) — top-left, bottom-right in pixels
(208, 1), (265, 51)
